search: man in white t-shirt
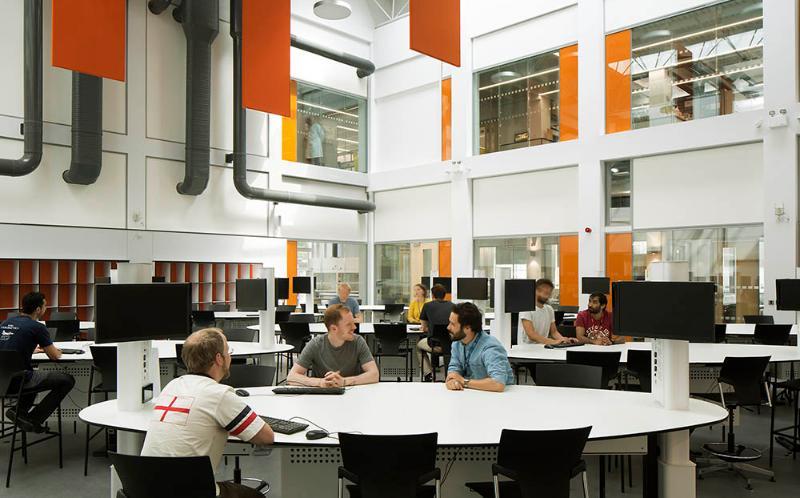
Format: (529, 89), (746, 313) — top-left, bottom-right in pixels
(518, 279), (577, 346)
(142, 328), (274, 498)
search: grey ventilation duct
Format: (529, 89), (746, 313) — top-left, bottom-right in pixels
(0, 0), (43, 177)
(290, 35), (374, 78)
(62, 73), (103, 185)
(229, 0), (375, 213)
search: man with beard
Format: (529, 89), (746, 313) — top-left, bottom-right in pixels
(518, 279), (578, 345)
(142, 328), (274, 498)
(445, 302), (514, 392)
(575, 292), (623, 345)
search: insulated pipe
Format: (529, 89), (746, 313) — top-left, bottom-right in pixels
(176, 0), (218, 195)
(229, 0), (375, 213)
(0, 0), (43, 177)
(290, 35), (375, 78)
(63, 72), (103, 185)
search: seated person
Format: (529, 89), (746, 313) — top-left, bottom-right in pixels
(416, 284), (453, 382)
(518, 279), (577, 346)
(406, 283), (430, 324)
(142, 328), (274, 498)
(0, 292), (75, 433)
(328, 282), (363, 323)
(446, 302), (515, 392)
(287, 304), (378, 387)
(576, 292), (623, 345)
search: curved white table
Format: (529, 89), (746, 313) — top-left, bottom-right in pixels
(248, 322), (424, 335)
(723, 323), (798, 336)
(32, 340), (293, 362)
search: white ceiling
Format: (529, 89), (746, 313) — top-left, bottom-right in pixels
(364, 0), (409, 25)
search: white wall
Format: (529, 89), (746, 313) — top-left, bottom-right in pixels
(374, 184), (451, 242)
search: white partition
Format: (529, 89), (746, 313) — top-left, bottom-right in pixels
(373, 84), (440, 172)
(374, 183), (452, 242)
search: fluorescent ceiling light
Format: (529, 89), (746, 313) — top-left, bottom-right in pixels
(297, 100), (358, 118)
(632, 16), (763, 53)
(479, 68), (559, 91)
(337, 125), (359, 132)
(337, 137), (359, 144)
(490, 71), (521, 84)
(610, 167), (620, 173)
(538, 89), (560, 96)
(640, 29), (671, 41)
(631, 43), (762, 76)
(314, 0), (352, 20)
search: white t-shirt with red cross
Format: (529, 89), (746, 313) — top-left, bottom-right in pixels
(141, 374), (266, 474)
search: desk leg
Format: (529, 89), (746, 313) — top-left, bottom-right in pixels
(658, 430), (695, 498)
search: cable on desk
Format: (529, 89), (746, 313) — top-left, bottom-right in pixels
(441, 448), (461, 485)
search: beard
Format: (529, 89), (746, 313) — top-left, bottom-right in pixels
(537, 297), (549, 305)
(588, 306), (600, 314)
(449, 327), (466, 342)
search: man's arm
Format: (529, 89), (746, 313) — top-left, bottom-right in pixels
(464, 346), (512, 392)
(421, 319), (430, 334)
(43, 344), (62, 360)
(576, 325), (591, 344)
(343, 361), (379, 386)
(521, 319), (558, 345)
(549, 322), (572, 343)
(249, 423), (275, 446)
(287, 364), (328, 387)
(465, 378), (505, 392)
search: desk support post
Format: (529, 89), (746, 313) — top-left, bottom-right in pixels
(658, 430), (695, 498)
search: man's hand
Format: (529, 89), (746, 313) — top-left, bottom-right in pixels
(446, 372), (465, 391)
(323, 371), (345, 387)
(34, 347), (44, 354)
(593, 336), (612, 346)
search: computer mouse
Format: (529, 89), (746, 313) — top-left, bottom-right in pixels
(305, 429), (329, 440)
(234, 389), (249, 397)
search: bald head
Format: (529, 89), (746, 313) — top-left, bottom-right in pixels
(182, 328), (227, 375)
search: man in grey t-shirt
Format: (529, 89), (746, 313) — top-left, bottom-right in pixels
(286, 304), (378, 387)
(328, 282), (362, 323)
(518, 279), (576, 346)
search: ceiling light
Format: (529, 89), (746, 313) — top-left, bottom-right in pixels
(313, 0), (352, 20)
(640, 29), (671, 41)
(490, 71), (521, 84)
(633, 16), (762, 53)
(480, 68), (559, 91)
(610, 167), (620, 174)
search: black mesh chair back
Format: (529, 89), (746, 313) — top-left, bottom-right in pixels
(744, 315), (774, 325)
(339, 432), (439, 498)
(382, 304), (405, 322)
(49, 311), (77, 321)
(556, 325), (576, 338)
(277, 305), (296, 313)
(222, 365), (276, 388)
(535, 364), (603, 389)
(428, 324), (452, 355)
(718, 356), (771, 407)
(566, 350), (621, 388)
(279, 322), (311, 352)
(89, 346), (118, 391)
(753, 324), (792, 346)
(625, 349), (652, 393)
(110, 453), (217, 498)
(288, 313), (316, 323)
(554, 310), (566, 326)
(714, 324), (727, 343)
(0, 351), (26, 397)
(175, 343), (186, 371)
(224, 328), (257, 343)
(374, 323), (408, 355)
(45, 320), (80, 342)
(211, 303), (230, 312)
(191, 311), (216, 329)
(274, 311), (291, 324)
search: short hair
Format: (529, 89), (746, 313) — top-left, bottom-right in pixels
(21, 292), (45, 314)
(536, 278), (555, 290)
(337, 282), (351, 292)
(182, 328), (226, 374)
(589, 292), (608, 307)
(431, 284), (447, 300)
(414, 283), (428, 297)
(452, 302), (483, 334)
(324, 304), (351, 329)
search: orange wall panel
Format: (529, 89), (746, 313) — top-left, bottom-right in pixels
(605, 30), (632, 134)
(410, 0), (461, 66)
(605, 233), (633, 310)
(287, 241), (298, 306)
(281, 81), (298, 162)
(559, 235), (579, 307)
(559, 44), (578, 141)
(438, 240), (452, 277)
(441, 77), (452, 160)
(243, 0), (291, 116)
(0, 261), (15, 283)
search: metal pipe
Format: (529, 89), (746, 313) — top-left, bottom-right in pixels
(290, 34), (374, 78)
(63, 72), (103, 185)
(0, 0), (43, 177)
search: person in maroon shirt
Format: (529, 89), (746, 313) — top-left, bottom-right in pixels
(575, 293), (623, 345)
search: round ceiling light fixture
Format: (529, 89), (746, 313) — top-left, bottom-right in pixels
(640, 29), (672, 41)
(314, 0), (352, 20)
(490, 70), (522, 84)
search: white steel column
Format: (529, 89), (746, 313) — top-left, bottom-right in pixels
(449, 168), (474, 291)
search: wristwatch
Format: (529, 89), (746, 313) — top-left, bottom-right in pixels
(463, 379), (471, 389)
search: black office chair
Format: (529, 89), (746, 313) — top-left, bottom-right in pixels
(770, 377), (800, 465)
(697, 356), (774, 489)
(558, 306), (580, 314)
(566, 350), (622, 389)
(744, 315), (774, 325)
(715, 324), (727, 344)
(211, 303), (230, 312)
(276, 305), (296, 313)
(49, 311), (77, 321)
(174, 343), (187, 374)
(465, 427), (592, 498)
(288, 313), (316, 323)
(382, 304), (405, 323)
(556, 325), (576, 338)
(84, 345), (117, 476)
(427, 324), (453, 382)
(753, 324), (792, 346)
(373, 323), (410, 381)
(224, 328), (257, 343)
(191, 310), (216, 330)
(338, 432), (441, 498)
(110, 453), (218, 498)
(278, 322), (311, 370)
(534, 363), (603, 390)
(45, 320), (80, 342)
(554, 310), (566, 326)
(624, 349), (652, 393)
(274, 311), (291, 324)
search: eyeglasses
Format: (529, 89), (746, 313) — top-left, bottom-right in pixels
(228, 347), (234, 356)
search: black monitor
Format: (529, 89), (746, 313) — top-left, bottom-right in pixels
(95, 283), (191, 344)
(504, 279), (537, 313)
(293, 276), (312, 294)
(582, 277), (610, 295)
(612, 281), (715, 342)
(236, 279), (268, 311)
(432, 277), (452, 293)
(457, 277), (489, 300)
(45, 319), (80, 342)
(776, 279), (800, 311)
(151, 276), (166, 283)
(275, 278), (290, 301)
(421, 276), (432, 287)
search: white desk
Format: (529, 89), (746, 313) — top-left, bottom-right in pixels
(38, 320), (95, 330)
(723, 323), (798, 336)
(214, 311), (260, 319)
(248, 323), (424, 335)
(32, 340), (293, 362)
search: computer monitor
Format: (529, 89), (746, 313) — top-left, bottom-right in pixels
(45, 319), (80, 342)
(457, 277), (489, 300)
(151, 276), (166, 283)
(504, 279), (537, 313)
(612, 281), (715, 342)
(776, 279), (800, 311)
(95, 283), (191, 344)
(293, 276), (312, 294)
(236, 279), (268, 311)
(582, 277), (610, 295)
(432, 277), (452, 293)
(275, 278), (290, 301)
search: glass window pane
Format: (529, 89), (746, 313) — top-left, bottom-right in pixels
(606, 160), (632, 226)
(375, 242), (445, 304)
(296, 241), (367, 305)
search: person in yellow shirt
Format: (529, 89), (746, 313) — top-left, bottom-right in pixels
(406, 284), (430, 324)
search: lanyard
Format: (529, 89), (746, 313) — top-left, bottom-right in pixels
(462, 332), (482, 377)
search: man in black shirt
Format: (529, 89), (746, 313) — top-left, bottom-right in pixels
(416, 284), (453, 382)
(0, 292), (75, 433)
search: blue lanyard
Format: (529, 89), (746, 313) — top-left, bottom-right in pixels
(462, 332), (482, 377)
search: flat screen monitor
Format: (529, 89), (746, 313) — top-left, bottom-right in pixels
(582, 277), (610, 295)
(151, 276), (166, 283)
(504, 279), (537, 313)
(293, 276), (312, 294)
(421, 276), (432, 288)
(95, 283), (191, 344)
(432, 277), (452, 293)
(776, 279), (800, 311)
(236, 279), (268, 311)
(275, 278), (290, 301)
(612, 281), (715, 342)
(457, 277), (489, 300)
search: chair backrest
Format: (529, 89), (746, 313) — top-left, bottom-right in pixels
(222, 364), (276, 388)
(429, 324), (452, 355)
(89, 345), (118, 390)
(373, 323), (408, 354)
(191, 311), (216, 328)
(535, 363), (603, 389)
(625, 349), (652, 393)
(109, 453), (217, 498)
(288, 313), (316, 323)
(744, 314), (774, 324)
(50, 311), (77, 321)
(554, 310), (566, 326)
(211, 303), (230, 312)
(224, 328), (257, 343)
(714, 324), (727, 343)
(339, 433), (438, 498)
(175, 343), (186, 369)
(279, 322), (311, 351)
(45, 319), (80, 342)
(382, 304), (405, 322)
(276, 305), (296, 313)
(497, 427), (592, 498)
(753, 324), (792, 346)
(556, 325), (576, 338)
(274, 311), (291, 324)
(718, 356), (771, 406)
(0, 350), (27, 396)
(566, 350), (622, 388)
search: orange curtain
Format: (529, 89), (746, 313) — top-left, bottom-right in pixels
(409, 0), (461, 66)
(281, 81), (298, 162)
(605, 233), (633, 310)
(559, 44), (578, 141)
(559, 235), (579, 307)
(243, 0), (291, 116)
(441, 78), (452, 160)
(605, 30), (632, 134)
(287, 241), (298, 306)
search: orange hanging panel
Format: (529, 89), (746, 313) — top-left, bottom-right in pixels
(410, 0), (460, 67)
(243, 0), (291, 116)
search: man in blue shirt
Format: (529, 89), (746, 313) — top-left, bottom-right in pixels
(446, 302), (514, 392)
(328, 282), (362, 323)
(0, 292), (75, 433)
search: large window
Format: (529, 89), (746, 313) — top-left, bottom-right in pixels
(296, 82), (368, 172)
(630, 0), (763, 128)
(475, 50), (562, 154)
(296, 241), (367, 305)
(632, 225), (763, 323)
(375, 242), (442, 304)
(606, 161), (632, 226)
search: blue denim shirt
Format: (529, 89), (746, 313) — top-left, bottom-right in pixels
(448, 332), (515, 385)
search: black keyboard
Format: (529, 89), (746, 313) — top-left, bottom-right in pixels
(272, 387), (345, 395)
(60, 349), (85, 355)
(544, 343), (585, 350)
(260, 416), (308, 435)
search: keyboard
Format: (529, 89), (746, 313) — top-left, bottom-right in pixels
(272, 386), (346, 395)
(544, 343), (585, 350)
(60, 349), (85, 355)
(260, 416), (309, 435)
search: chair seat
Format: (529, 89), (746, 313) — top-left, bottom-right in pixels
(346, 484), (436, 498)
(703, 442), (762, 462)
(465, 481), (522, 498)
